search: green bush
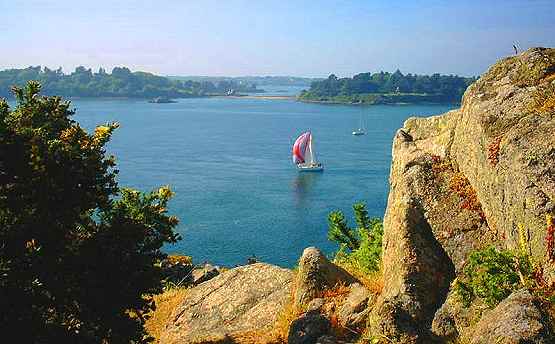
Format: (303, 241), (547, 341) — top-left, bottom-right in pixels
(328, 202), (383, 275)
(0, 82), (180, 343)
(454, 246), (532, 308)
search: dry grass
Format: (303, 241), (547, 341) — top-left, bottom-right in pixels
(165, 254), (193, 265)
(334, 259), (384, 296)
(144, 287), (189, 343)
(529, 82), (555, 114)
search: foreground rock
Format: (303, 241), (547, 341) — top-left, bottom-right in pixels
(337, 283), (372, 329)
(288, 310), (331, 344)
(294, 247), (358, 307)
(370, 47), (555, 343)
(160, 263), (292, 344)
(470, 290), (553, 344)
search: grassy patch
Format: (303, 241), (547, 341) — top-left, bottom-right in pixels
(144, 287), (189, 343)
(454, 246), (524, 307)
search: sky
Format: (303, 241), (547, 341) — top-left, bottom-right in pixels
(1, 0), (554, 77)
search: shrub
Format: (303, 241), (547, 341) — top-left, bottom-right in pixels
(454, 246), (531, 308)
(0, 82), (180, 343)
(327, 202), (383, 275)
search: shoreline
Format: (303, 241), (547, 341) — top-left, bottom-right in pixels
(298, 98), (461, 106)
(209, 95), (296, 100)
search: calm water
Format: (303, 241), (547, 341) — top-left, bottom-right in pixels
(14, 94), (454, 267)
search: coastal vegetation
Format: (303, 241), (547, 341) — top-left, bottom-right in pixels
(169, 75), (318, 87)
(0, 82), (181, 342)
(328, 202), (383, 276)
(0, 66), (261, 99)
(299, 71), (476, 104)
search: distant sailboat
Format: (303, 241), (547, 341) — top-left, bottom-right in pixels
(352, 113), (366, 136)
(292, 131), (324, 172)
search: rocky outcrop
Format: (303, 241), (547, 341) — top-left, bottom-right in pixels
(160, 263), (292, 344)
(371, 47), (555, 343)
(294, 247), (358, 308)
(470, 289), (553, 344)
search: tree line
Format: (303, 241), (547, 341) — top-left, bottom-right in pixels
(0, 66), (260, 99)
(299, 70), (476, 104)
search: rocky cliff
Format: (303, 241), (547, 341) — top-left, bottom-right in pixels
(370, 47), (555, 343)
(158, 48), (555, 344)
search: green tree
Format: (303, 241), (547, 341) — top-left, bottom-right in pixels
(327, 202), (383, 274)
(0, 82), (180, 343)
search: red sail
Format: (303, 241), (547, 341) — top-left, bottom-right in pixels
(292, 132), (311, 164)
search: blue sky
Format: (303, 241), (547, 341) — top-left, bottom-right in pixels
(1, 0), (554, 77)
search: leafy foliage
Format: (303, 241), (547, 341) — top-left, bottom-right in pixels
(0, 82), (180, 342)
(327, 202), (383, 275)
(0, 66), (260, 99)
(454, 246), (531, 308)
(299, 71), (476, 104)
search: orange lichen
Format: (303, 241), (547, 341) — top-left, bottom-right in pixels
(488, 136), (502, 166)
(449, 173), (486, 221)
(431, 155), (454, 175)
(547, 214), (555, 262)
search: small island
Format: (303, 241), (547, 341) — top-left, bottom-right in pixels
(298, 71), (476, 105)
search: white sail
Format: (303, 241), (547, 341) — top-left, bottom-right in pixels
(308, 134), (316, 163)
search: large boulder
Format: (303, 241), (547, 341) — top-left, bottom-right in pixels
(470, 290), (553, 344)
(371, 47), (555, 343)
(294, 247), (358, 308)
(160, 263), (292, 344)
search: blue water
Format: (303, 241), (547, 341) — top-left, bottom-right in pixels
(12, 95), (454, 267)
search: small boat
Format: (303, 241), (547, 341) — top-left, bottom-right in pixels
(352, 113), (366, 136)
(148, 96), (176, 104)
(292, 131), (324, 172)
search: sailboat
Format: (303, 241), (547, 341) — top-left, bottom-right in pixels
(292, 131), (324, 172)
(352, 113), (366, 136)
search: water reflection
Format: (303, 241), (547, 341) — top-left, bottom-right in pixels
(291, 172), (321, 206)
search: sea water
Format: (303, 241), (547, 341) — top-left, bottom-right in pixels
(45, 93), (454, 267)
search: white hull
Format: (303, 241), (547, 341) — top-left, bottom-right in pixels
(297, 164), (324, 172)
(352, 130), (365, 136)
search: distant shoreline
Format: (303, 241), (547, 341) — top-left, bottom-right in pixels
(298, 98), (461, 106)
(209, 95), (296, 100)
